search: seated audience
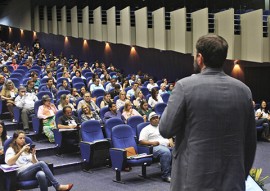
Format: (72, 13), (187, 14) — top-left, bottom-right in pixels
(253, 101), (270, 141)
(10, 58), (18, 70)
(40, 78), (58, 98)
(5, 130), (73, 191)
(100, 92), (112, 108)
(146, 78), (158, 91)
(1, 79), (18, 122)
(109, 83), (121, 99)
(69, 88), (81, 105)
(59, 80), (70, 91)
(167, 84), (174, 94)
(81, 104), (102, 123)
(72, 70), (86, 80)
(0, 123), (7, 191)
(255, 100), (270, 121)
(58, 94), (76, 111)
(122, 100), (144, 122)
(129, 74), (136, 86)
(62, 71), (72, 83)
(1, 66), (11, 78)
(127, 82), (140, 99)
(77, 92), (100, 113)
(58, 106), (80, 130)
(159, 83), (168, 95)
(30, 71), (40, 90)
(148, 87), (163, 108)
(15, 86), (38, 133)
(138, 99), (152, 120)
(0, 74), (5, 86)
(133, 90), (145, 109)
(116, 91), (128, 110)
(103, 102), (123, 122)
(26, 79), (37, 94)
(90, 78), (105, 93)
(139, 112), (174, 183)
(80, 86), (87, 97)
(37, 95), (58, 142)
(43, 70), (56, 83)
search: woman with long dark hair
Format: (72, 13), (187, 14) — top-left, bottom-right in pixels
(5, 130), (73, 191)
(148, 87), (163, 108)
(0, 122), (7, 163)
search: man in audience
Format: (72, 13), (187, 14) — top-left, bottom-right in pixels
(139, 112), (173, 183)
(90, 78), (105, 93)
(103, 102), (123, 122)
(159, 83), (168, 95)
(77, 92), (100, 113)
(146, 78), (158, 91)
(0, 74), (5, 86)
(40, 78), (58, 98)
(15, 86), (38, 133)
(10, 58), (18, 71)
(58, 106), (80, 130)
(106, 78), (119, 92)
(109, 83), (121, 99)
(126, 82), (140, 99)
(30, 71), (40, 90)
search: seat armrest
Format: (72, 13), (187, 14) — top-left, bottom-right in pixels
(79, 142), (92, 163)
(109, 148), (127, 170)
(52, 129), (62, 147)
(137, 145), (153, 154)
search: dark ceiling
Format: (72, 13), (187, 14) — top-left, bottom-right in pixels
(30, 0), (265, 12)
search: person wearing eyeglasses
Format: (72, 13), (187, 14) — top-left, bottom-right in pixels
(15, 86), (38, 134)
(81, 104), (102, 123)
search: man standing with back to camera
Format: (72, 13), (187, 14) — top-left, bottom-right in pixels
(159, 34), (256, 191)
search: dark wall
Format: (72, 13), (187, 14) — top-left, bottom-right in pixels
(1, 25), (270, 102)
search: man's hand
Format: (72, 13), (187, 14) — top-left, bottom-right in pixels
(151, 141), (160, 146)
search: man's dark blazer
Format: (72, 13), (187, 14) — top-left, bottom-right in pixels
(160, 67), (256, 191)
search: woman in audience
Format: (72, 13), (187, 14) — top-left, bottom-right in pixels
(69, 88), (81, 105)
(44, 70), (56, 83)
(1, 66), (11, 78)
(167, 84), (174, 94)
(100, 92), (112, 108)
(138, 99), (152, 120)
(59, 80), (70, 91)
(1, 80), (18, 122)
(58, 94), (76, 111)
(133, 90), (145, 109)
(122, 79), (130, 90)
(81, 104), (102, 123)
(81, 62), (92, 71)
(26, 79), (37, 94)
(37, 95), (58, 142)
(5, 130), (73, 191)
(62, 71), (72, 83)
(122, 100), (144, 122)
(80, 86), (87, 97)
(116, 91), (128, 110)
(72, 70), (86, 80)
(148, 87), (163, 108)
(256, 100), (270, 120)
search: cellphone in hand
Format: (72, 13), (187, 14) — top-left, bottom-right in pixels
(30, 144), (36, 151)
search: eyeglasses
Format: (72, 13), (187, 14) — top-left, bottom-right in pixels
(82, 107), (88, 110)
(20, 91), (26, 93)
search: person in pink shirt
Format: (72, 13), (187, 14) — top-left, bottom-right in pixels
(10, 58), (18, 71)
(37, 95), (58, 142)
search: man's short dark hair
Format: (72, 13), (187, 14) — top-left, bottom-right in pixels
(63, 105), (72, 113)
(47, 78), (53, 83)
(108, 102), (116, 109)
(196, 34), (228, 68)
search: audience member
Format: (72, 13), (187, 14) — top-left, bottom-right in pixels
(116, 91), (128, 110)
(127, 82), (140, 99)
(0, 123), (7, 191)
(90, 78), (104, 93)
(37, 95), (58, 142)
(40, 78), (58, 98)
(159, 83), (168, 95)
(100, 92), (112, 108)
(133, 90), (145, 109)
(1, 79), (18, 122)
(58, 106), (80, 130)
(15, 86), (38, 133)
(69, 88), (81, 104)
(0, 74), (5, 86)
(58, 94), (76, 111)
(5, 130), (73, 191)
(77, 92), (100, 113)
(10, 58), (18, 71)
(103, 102), (123, 122)
(1, 66), (11, 78)
(146, 78), (158, 91)
(58, 80), (70, 91)
(256, 100), (270, 121)
(30, 71), (40, 90)
(148, 87), (163, 108)
(26, 79), (37, 94)
(122, 100), (144, 122)
(139, 112), (173, 182)
(81, 104), (102, 123)
(80, 86), (87, 97)
(167, 84), (174, 94)
(109, 83), (121, 99)
(138, 99), (152, 120)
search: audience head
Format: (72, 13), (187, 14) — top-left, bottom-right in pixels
(108, 102), (117, 113)
(119, 91), (126, 101)
(81, 104), (91, 115)
(195, 34), (228, 69)
(11, 130), (26, 153)
(18, 86), (26, 96)
(46, 78), (54, 87)
(83, 92), (91, 102)
(148, 112), (159, 126)
(0, 123), (7, 142)
(63, 105), (73, 117)
(260, 100), (267, 110)
(124, 100), (132, 112)
(42, 94), (51, 105)
(60, 94), (69, 106)
(2, 66), (9, 73)
(104, 92), (111, 102)
(80, 86), (86, 95)
(140, 99), (149, 111)
(4, 79), (15, 90)
(151, 87), (159, 100)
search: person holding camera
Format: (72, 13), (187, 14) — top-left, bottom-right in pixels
(15, 86), (38, 134)
(5, 130), (73, 191)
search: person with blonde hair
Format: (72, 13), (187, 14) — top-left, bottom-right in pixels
(122, 100), (145, 122)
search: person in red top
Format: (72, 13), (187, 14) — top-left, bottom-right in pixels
(10, 58), (18, 71)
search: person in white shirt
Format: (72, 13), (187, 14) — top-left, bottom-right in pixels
(148, 87), (163, 108)
(146, 78), (158, 91)
(158, 83), (168, 95)
(90, 78), (105, 93)
(126, 82), (140, 99)
(15, 86), (38, 133)
(5, 130), (73, 191)
(139, 112), (174, 183)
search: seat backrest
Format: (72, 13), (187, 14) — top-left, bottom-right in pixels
(136, 122), (150, 138)
(92, 89), (105, 98)
(84, 72), (93, 79)
(96, 96), (104, 108)
(56, 90), (70, 100)
(17, 65), (28, 73)
(9, 78), (20, 88)
(57, 77), (69, 85)
(140, 87), (149, 97)
(104, 118), (124, 139)
(73, 82), (85, 91)
(82, 69), (92, 76)
(40, 78), (48, 84)
(127, 116), (144, 137)
(36, 91), (53, 100)
(14, 69), (26, 76)
(161, 93), (170, 104)
(154, 102), (167, 116)
(72, 77), (84, 84)
(55, 110), (64, 127)
(113, 95), (119, 103)
(111, 124), (137, 152)
(10, 73), (23, 80)
(81, 120), (104, 142)
(100, 106), (109, 121)
(34, 100), (43, 114)
(4, 137), (33, 153)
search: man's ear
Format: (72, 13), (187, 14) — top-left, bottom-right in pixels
(196, 53), (204, 68)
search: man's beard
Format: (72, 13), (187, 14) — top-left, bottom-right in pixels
(193, 60), (201, 74)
